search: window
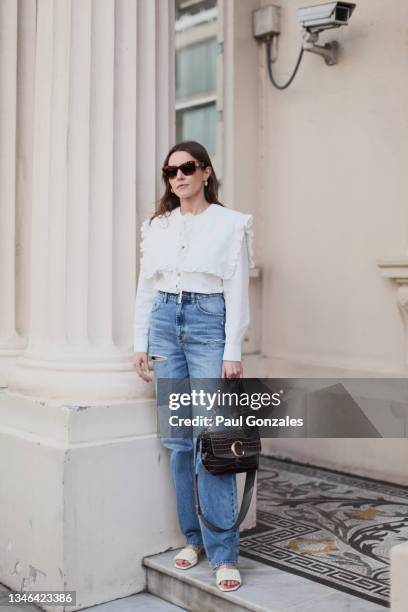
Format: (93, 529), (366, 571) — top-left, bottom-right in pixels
(176, 0), (217, 22)
(175, 0), (219, 165)
(176, 103), (217, 155)
(176, 39), (217, 99)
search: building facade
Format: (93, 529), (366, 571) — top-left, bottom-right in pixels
(0, 0), (407, 608)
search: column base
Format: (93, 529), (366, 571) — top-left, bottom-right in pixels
(7, 346), (154, 403)
(0, 332), (26, 387)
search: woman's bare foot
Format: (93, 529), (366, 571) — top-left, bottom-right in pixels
(217, 563), (241, 590)
(174, 544), (205, 568)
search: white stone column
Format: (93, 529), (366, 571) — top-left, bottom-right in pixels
(7, 0), (175, 402)
(1, 0), (179, 605)
(0, 0), (22, 386)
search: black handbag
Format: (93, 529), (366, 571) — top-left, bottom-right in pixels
(192, 378), (261, 533)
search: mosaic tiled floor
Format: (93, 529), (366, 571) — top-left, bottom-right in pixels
(240, 456), (408, 608)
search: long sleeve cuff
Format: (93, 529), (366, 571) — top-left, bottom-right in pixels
(133, 272), (157, 353)
(222, 233), (250, 362)
(222, 342), (245, 362)
(133, 337), (149, 353)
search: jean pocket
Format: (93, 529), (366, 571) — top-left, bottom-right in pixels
(196, 295), (225, 317)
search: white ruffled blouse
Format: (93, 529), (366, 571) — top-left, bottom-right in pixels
(133, 203), (255, 361)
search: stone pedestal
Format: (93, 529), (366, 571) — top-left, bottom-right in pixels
(0, 390), (184, 609)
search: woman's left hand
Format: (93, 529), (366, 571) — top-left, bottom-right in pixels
(222, 360), (243, 378)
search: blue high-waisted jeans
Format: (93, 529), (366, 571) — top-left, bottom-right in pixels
(147, 290), (239, 571)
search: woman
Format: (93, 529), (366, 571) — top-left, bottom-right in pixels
(133, 140), (254, 592)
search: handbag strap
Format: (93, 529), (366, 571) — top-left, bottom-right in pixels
(192, 434), (257, 533)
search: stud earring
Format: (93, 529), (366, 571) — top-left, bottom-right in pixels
(204, 180), (208, 187)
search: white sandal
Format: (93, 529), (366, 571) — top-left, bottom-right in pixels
(215, 565), (242, 591)
(173, 545), (205, 570)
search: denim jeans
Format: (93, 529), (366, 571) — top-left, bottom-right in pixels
(147, 290), (239, 571)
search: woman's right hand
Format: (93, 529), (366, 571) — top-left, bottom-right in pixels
(133, 352), (153, 382)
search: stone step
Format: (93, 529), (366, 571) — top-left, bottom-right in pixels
(81, 591), (187, 611)
(144, 549), (387, 612)
(0, 584), (186, 612)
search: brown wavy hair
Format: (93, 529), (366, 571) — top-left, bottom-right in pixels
(147, 141), (224, 224)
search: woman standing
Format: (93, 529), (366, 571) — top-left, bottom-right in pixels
(133, 141), (254, 592)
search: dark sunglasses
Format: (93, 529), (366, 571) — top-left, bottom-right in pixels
(162, 160), (207, 179)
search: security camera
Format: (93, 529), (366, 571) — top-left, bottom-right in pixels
(298, 2), (356, 33)
(252, 1), (356, 90)
(297, 1), (356, 65)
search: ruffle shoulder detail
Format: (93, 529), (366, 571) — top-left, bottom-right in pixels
(243, 214), (255, 270)
(223, 213), (255, 279)
(139, 216), (157, 279)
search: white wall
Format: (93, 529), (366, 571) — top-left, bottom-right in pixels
(258, 0), (408, 374)
(227, 0), (408, 480)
